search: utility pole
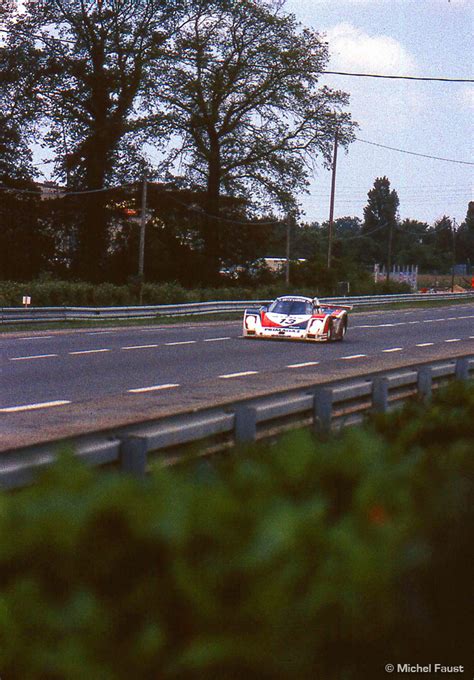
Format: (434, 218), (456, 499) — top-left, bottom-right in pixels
(285, 213), (291, 285)
(138, 177), (147, 304)
(386, 220), (394, 284)
(451, 218), (457, 292)
(327, 127), (339, 269)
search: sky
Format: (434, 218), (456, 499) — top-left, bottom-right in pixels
(283, 0), (473, 226)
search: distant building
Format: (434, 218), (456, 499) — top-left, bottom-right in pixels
(264, 257), (306, 272)
(37, 182), (64, 199)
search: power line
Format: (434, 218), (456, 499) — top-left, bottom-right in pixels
(0, 183), (132, 196)
(323, 70), (474, 83)
(355, 137), (474, 166)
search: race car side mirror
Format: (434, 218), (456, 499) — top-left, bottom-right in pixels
(260, 305), (268, 312)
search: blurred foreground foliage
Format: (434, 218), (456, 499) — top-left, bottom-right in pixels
(0, 382), (473, 679)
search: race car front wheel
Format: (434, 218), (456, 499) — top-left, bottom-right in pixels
(340, 318), (347, 340)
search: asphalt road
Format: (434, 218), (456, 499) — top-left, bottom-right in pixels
(1, 302), (473, 450)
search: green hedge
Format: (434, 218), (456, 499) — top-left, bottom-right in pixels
(0, 382), (472, 679)
(0, 279), (412, 308)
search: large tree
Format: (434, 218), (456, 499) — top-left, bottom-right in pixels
(160, 0), (356, 281)
(362, 176), (399, 279)
(11, 0), (183, 280)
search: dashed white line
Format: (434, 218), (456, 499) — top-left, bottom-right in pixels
(128, 383), (180, 394)
(10, 354), (58, 361)
(416, 342), (434, 347)
(69, 348), (111, 355)
(341, 354), (367, 360)
(382, 347), (403, 353)
(287, 361), (320, 368)
(165, 340), (197, 346)
(219, 370), (259, 379)
(20, 335), (54, 341)
(203, 337), (231, 342)
(0, 399), (71, 413)
(87, 331), (115, 335)
(122, 344), (158, 350)
(445, 338), (461, 343)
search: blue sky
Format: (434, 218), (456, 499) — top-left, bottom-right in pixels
(284, 0), (473, 226)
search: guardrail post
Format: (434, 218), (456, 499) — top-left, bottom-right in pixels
(119, 436), (148, 476)
(417, 366), (432, 402)
(455, 357), (470, 381)
(313, 388), (333, 436)
(234, 406), (257, 444)
(372, 377), (388, 413)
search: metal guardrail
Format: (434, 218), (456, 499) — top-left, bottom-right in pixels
(1, 354), (472, 490)
(1, 291), (474, 324)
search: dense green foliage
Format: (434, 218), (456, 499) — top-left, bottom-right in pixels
(0, 382), (472, 679)
(0, 278), (412, 308)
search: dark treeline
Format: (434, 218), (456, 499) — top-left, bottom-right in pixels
(1, 2), (472, 288)
(0, 0), (354, 284)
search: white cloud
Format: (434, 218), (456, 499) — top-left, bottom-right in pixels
(461, 86), (474, 109)
(325, 23), (418, 75)
(321, 24), (424, 138)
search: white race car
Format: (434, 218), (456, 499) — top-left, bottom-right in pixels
(243, 295), (352, 342)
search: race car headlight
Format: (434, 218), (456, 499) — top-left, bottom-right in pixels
(245, 315), (258, 330)
(309, 319), (322, 332)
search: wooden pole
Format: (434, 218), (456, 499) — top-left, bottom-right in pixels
(327, 128), (339, 269)
(138, 177), (147, 304)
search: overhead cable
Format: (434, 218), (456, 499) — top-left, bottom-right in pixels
(355, 137), (474, 166)
(323, 70), (474, 83)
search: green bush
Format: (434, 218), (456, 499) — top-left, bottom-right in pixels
(0, 278), (413, 308)
(0, 382), (472, 679)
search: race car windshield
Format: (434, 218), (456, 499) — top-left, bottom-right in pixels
(269, 300), (312, 315)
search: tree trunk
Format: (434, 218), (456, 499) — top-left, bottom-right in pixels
(203, 138), (222, 283)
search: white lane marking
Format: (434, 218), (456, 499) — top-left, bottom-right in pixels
(20, 336), (54, 341)
(0, 399), (71, 413)
(382, 347), (403, 353)
(139, 328), (169, 332)
(204, 337), (231, 342)
(445, 338), (461, 343)
(408, 321), (420, 324)
(87, 331), (115, 335)
(219, 370), (259, 379)
(10, 354), (58, 361)
(287, 361), (320, 368)
(416, 342), (434, 347)
(69, 348), (111, 355)
(341, 354), (367, 360)
(353, 322), (406, 329)
(165, 340), (197, 346)
(122, 344), (158, 350)
(128, 383), (179, 394)
(423, 319), (435, 323)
